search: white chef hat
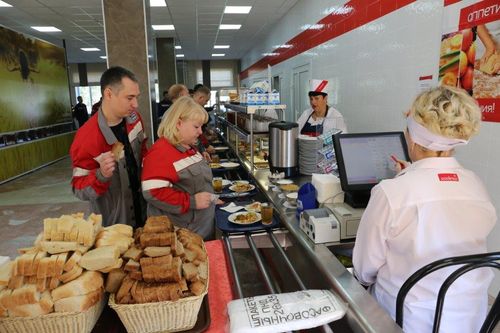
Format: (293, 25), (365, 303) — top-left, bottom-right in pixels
(309, 79), (329, 96)
(407, 116), (468, 151)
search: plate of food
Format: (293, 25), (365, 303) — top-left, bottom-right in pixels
(221, 179), (232, 187)
(232, 180), (249, 185)
(220, 162), (240, 168)
(210, 163), (223, 169)
(245, 201), (261, 212)
(214, 146), (229, 151)
(228, 211), (262, 225)
(229, 183), (255, 193)
(280, 184), (299, 192)
(276, 179), (293, 185)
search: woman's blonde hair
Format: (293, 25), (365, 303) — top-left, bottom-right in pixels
(168, 84), (188, 101)
(157, 96), (208, 145)
(408, 85), (481, 140)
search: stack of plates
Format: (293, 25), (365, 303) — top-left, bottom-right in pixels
(298, 135), (323, 175)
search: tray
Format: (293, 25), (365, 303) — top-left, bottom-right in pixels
(91, 295), (210, 333)
(216, 201), (280, 234)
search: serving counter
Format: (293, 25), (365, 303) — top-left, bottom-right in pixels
(218, 155), (403, 332)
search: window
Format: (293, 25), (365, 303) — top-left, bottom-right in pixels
(211, 69), (233, 87)
(74, 85), (102, 114)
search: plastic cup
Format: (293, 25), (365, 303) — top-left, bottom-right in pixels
(211, 154), (220, 163)
(212, 177), (223, 193)
(261, 203), (273, 225)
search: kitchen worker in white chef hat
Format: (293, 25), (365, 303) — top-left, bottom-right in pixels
(352, 85), (497, 333)
(296, 79), (347, 137)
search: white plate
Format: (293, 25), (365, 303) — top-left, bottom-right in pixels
(220, 162), (240, 168)
(276, 179), (293, 185)
(214, 146), (229, 151)
(245, 201), (261, 212)
(283, 202), (297, 209)
(229, 184), (256, 193)
(221, 179), (232, 187)
(232, 180), (249, 185)
(228, 212), (262, 225)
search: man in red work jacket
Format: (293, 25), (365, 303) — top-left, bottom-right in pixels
(70, 66), (148, 227)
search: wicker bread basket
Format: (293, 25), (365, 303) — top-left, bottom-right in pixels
(0, 294), (106, 333)
(109, 254), (209, 333)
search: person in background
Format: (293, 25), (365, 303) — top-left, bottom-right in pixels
(91, 97), (102, 116)
(73, 96), (89, 128)
(352, 86), (496, 333)
(141, 96), (223, 240)
(297, 79), (347, 136)
(192, 85), (214, 160)
(70, 66), (148, 227)
(157, 89), (171, 119)
(168, 84), (189, 106)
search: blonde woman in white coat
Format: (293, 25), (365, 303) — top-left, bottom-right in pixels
(353, 86), (497, 333)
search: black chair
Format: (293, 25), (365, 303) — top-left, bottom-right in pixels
(396, 252), (500, 333)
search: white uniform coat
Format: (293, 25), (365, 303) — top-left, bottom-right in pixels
(353, 157), (496, 333)
(296, 106), (347, 134)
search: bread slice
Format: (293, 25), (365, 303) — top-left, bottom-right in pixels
(8, 285), (40, 308)
(111, 141), (124, 161)
(105, 268), (127, 293)
(63, 251), (82, 272)
(54, 253), (69, 278)
(37, 257), (51, 279)
(51, 271), (103, 302)
(0, 289), (12, 309)
(32, 251), (48, 277)
(59, 265), (83, 284)
(41, 241), (78, 254)
(23, 252), (38, 276)
(0, 260), (13, 286)
(49, 277), (61, 290)
(99, 258), (123, 274)
(46, 255), (58, 278)
(80, 246), (120, 271)
(36, 277), (47, 292)
(95, 236), (131, 254)
(144, 246), (171, 257)
(54, 288), (102, 313)
(128, 271), (143, 281)
(104, 224), (133, 237)
(144, 216), (174, 233)
(124, 259), (140, 272)
(123, 246), (143, 262)
(189, 280), (205, 296)
(8, 275), (24, 290)
(17, 247), (37, 255)
(182, 263), (198, 281)
(116, 276), (134, 303)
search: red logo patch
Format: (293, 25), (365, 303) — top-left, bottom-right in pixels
(438, 173), (459, 182)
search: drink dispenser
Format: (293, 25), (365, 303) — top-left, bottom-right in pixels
(268, 121), (298, 178)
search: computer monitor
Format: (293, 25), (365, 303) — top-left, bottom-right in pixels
(333, 131), (410, 208)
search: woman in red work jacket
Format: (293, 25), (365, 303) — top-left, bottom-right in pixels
(141, 96), (223, 239)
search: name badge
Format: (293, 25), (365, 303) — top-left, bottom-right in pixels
(438, 173), (459, 182)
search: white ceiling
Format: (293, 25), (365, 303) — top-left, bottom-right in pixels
(0, 0), (299, 64)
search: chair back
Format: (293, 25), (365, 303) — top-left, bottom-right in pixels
(395, 251), (500, 333)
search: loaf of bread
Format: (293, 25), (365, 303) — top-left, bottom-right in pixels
(104, 224), (133, 237)
(144, 246), (171, 257)
(105, 268), (127, 293)
(99, 258), (123, 274)
(139, 232), (176, 248)
(51, 271), (103, 302)
(80, 246), (120, 271)
(143, 216), (174, 233)
(54, 288), (103, 313)
(7, 291), (53, 317)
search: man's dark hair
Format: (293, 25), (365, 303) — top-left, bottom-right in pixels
(193, 85), (210, 96)
(100, 66), (138, 95)
(193, 83), (204, 91)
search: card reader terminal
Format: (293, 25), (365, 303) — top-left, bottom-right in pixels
(323, 203), (364, 240)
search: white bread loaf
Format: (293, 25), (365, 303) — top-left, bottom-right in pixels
(104, 224), (133, 237)
(99, 258), (123, 273)
(51, 271), (103, 302)
(0, 260), (13, 286)
(59, 264), (83, 284)
(80, 246), (120, 271)
(54, 288), (102, 313)
(8, 291), (53, 317)
(105, 268), (127, 293)
(63, 251), (82, 272)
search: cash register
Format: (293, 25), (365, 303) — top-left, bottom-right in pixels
(300, 131), (410, 243)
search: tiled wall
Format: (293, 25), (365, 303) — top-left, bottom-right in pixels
(240, 0), (500, 294)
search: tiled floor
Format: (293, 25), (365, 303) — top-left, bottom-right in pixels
(0, 157), (89, 259)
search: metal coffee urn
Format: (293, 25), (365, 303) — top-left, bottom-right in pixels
(268, 121), (299, 177)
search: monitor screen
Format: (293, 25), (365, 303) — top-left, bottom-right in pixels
(333, 131), (410, 207)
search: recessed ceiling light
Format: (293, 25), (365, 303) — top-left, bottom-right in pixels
(219, 24), (241, 30)
(176, 54), (184, 58)
(175, 46), (182, 49)
(152, 25), (174, 30)
(150, 0), (166, 7)
(31, 26), (61, 32)
(81, 47), (100, 52)
(212, 53), (225, 57)
(214, 45), (230, 49)
(100, 56), (107, 59)
(262, 52), (279, 56)
(224, 6), (252, 14)
(0, 1), (12, 7)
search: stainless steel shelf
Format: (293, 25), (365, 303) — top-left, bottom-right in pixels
(224, 103), (287, 115)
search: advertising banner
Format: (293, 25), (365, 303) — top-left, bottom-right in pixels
(440, 0), (499, 122)
(0, 26), (71, 133)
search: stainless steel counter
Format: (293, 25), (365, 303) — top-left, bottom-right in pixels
(232, 159), (402, 333)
